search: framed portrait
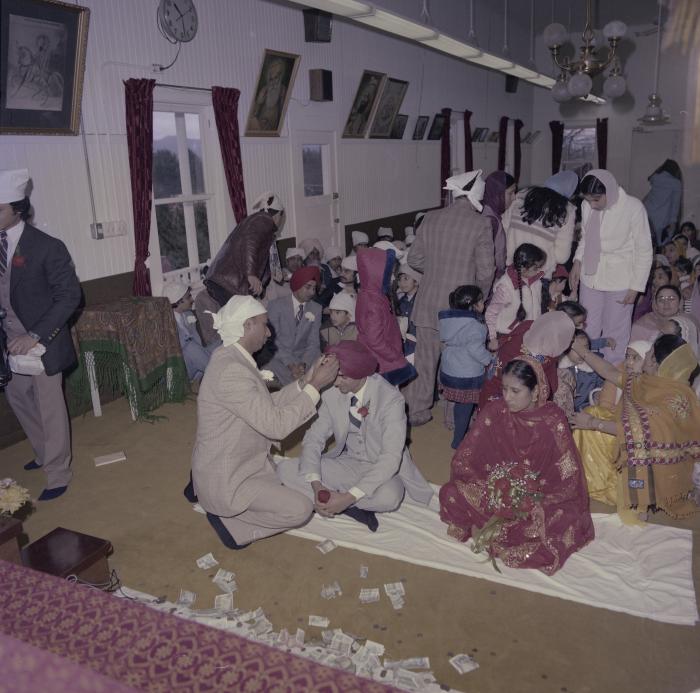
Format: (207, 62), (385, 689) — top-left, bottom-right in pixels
(245, 48), (300, 136)
(412, 115), (428, 140)
(471, 127), (486, 142)
(0, 0), (90, 135)
(525, 129), (541, 144)
(427, 113), (446, 140)
(389, 113), (408, 139)
(487, 131), (500, 143)
(369, 77), (408, 138)
(342, 69), (385, 139)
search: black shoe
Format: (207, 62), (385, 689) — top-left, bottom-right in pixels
(183, 472), (198, 503)
(24, 460), (41, 471)
(206, 512), (250, 550)
(342, 506), (379, 532)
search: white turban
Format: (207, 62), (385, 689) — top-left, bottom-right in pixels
(251, 191), (284, 214)
(325, 246), (342, 262)
(377, 227), (394, 240)
(286, 247), (304, 261)
(352, 231), (369, 246)
(162, 280), (189, 305)
(373, 240), (406, 262)
(341, 255), (357, 272)
(208, 296), (266, 347)
(443, 170), (486, 211)
(0, 168), (29, 204)
(299, 238), (324, 258)
(329, 292), (356, 321)
(405, 232), (416, 247)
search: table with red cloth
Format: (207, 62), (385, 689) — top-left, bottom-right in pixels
(0, 560), (394, 692)
(67, 297), (188, 420)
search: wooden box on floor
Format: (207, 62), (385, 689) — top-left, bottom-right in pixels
(0, 517), (23, 565)
(21, 527), (113, 585)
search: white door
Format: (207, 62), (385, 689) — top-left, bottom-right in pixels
(291, 130), (340, 251)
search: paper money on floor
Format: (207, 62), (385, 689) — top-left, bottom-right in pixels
(214, 593), (233, 611)
(385, 657), (430, 670)
(316, 539), (337, 554)
(192, 503), (206, 514)
(213, 568), (237, 593)
(383, 581), (406, 610)
(449, 653), (479, 674)
(196, 552), (219, 570)
(177, 589), (196, 606)
(308, 615), (330, 627)
(360, 565), (369, 578)
(321, 581), (343, 600)
(359, 587), (380, 604)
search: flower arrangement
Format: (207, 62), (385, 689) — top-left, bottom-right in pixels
(471, 461), (542, 572)
(0, 479), (31, 516)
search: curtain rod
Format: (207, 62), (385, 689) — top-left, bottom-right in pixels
(155, 83), (212, 93)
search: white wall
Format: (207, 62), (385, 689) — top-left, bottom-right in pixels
(530, 25), (700, 224)
(0, 0), (537, 283)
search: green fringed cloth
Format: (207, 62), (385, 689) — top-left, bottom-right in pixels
(66, 297), (189, 419)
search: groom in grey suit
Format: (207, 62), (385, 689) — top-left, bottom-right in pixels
(265, 265), (322, 385)
(277, 340), (433, 531)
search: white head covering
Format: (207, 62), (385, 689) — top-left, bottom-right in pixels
(329, 292), (356, 321)
(0, 168), (29, 204)
(398, 264), (422, 283)
(162, 280), (189, 305)
(251, 191), (284, 214)
(208, 296), (266, 347)
(393, 239), (406, 250)
(377, 227), (394, 240)
(341, 255), (357, 272)
(285, 247), (304, 261)
(373, 240), (406, 262)
(405, 231), (416, 247)
(627, 340), (653, 358)
(325, 246), (342, 262)
(352, 231), (369, 246)
(443, 169), (486, 211)
(299, 238), (324, 258)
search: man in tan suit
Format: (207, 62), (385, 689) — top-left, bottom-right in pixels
(190, 296), (338, 549)
(404, 171), (495, 426)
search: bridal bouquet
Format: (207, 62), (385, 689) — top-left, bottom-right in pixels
(471, 461), (542, 572)
(0, 478), (31, 516)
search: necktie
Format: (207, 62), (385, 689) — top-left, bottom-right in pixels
(349, 395), (362, 428)
(0, 231), (7, 276)
(296, 303), (304, 324)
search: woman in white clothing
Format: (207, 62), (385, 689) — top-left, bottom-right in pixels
(569, 169), (653, 364)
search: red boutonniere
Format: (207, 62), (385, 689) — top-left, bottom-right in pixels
(12, 255), (26, 268)
(357, 403), (370, 418)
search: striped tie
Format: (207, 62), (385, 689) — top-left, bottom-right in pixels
(349, 395), (362, 428)
(296, 303), (304, 323)
(0, 231), (7, 276)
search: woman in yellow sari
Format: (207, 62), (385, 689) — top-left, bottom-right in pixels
(569, 334), (700, 520)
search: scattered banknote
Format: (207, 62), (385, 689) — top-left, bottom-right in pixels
(177, 589), (196, 606)
(316, 539), (337, 554)
(308, 615), (330, 628)
(196, 552), (219, 570)
(214, 593), (233, 611)
(294, 628), (305, 646)
(213, 568), (237, 593)
(330, 630), (355, 657)
(321, 581), (343, 600)
(449, 653), (480, 675)
(359, 587), (380, 604)
(385, 657), (430, 670)
(383, 582), (405, 610)
(360, 565), (369, 578)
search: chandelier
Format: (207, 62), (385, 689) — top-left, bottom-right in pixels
(543, 0), (627, 102)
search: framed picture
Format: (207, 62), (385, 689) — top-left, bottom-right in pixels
(245, 48), (300, 136)
(525, 129), (542, 144)
(471, 127), (488, 142)
(369, 77), (408, 138)
(390, 113), (408, 139)
(343, 69), (385, 138)
(0, 0), (90, 135)
(487, 131), (500, 143)
(412, 115), (428, 140)
(427, 113), (446, 140)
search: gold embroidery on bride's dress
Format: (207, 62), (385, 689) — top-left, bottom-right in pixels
(562, 526), (575, 548)
(556, 451), (578, 480)
(666, 394), (690, 420)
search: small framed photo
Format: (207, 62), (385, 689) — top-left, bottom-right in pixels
(369, 77), (408, 138)
(343, 69), (385, 138)
(427, 113), (446, 140)
(471, 127), (487, 142)
(390, 113), (408, 139)
(412, 115), (429, 140)
(245, 48), (300, 136)
(0, 0), (90, 135)
(487, 131), (500, 143)
(525, 129), (541, 144)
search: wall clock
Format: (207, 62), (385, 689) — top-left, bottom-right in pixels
(157, 0), (198, 43)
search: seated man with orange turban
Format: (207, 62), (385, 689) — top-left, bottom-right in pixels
(264, 266), (323, 385)
(276, 340), (433, 531)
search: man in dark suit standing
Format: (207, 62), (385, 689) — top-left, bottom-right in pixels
(0, 169), (81, 500)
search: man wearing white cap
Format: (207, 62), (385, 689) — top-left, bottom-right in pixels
(190, 295), (339, 549)
(0, 168), (81, 500)
(162, 281), (217, 382)
(377, 227), (394, 242)
(404, 170), (494, 426)
(351, 230), (369, 254)
(321, 292), (357, 347)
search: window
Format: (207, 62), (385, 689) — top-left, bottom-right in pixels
(152, 110), (212, 275)
(302, 144), (324, 197)
(561, 127), (597, 178)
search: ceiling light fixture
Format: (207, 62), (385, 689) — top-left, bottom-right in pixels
(639, 1), (670, 125)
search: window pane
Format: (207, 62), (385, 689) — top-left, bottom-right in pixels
(156, 203), (188, 272)
(185, 113), (205, 194)
(194, 201), (210, 264)
(562, 127), (596, 164)
(153, 112), (182, 198)
(302, 144), (324, 197)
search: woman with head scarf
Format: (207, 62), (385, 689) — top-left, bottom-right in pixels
(631, 284), (700, 343)
(481, 171), (517, 277)
(643, 159), (683, 246)
(440, 356), (594, 575)
(570, 335), (700, 522)
(569, 170), (654, 364)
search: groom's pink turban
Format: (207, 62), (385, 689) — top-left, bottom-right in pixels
(325, 340), (378, 379)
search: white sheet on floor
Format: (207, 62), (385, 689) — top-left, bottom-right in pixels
(289, 484), (698, 626)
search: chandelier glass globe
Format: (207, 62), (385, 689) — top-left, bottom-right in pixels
(602, 74), (626, 99)
(567, 72), (593, 98)
(552, 79), (572, 103)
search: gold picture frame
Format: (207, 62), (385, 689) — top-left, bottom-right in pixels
(342, 69), (386, 139)
(245, 48), (300, 137)
(0, 0), (90, 135)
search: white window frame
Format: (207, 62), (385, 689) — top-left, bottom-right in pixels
(561, 124), (598, 175)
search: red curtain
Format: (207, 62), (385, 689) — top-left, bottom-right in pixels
(212, 86), (248, 224)
(596, 117), (608, 169)
(125, 78), (156, 297)
(513, 119), (524, 183)
(440, 107), (452, 207)
(549, 120), (564, 174)
(463, 109), (473, 172)
(497, 116), (509, 171)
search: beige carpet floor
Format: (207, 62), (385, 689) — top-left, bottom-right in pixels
(3, 397), (699, 693)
